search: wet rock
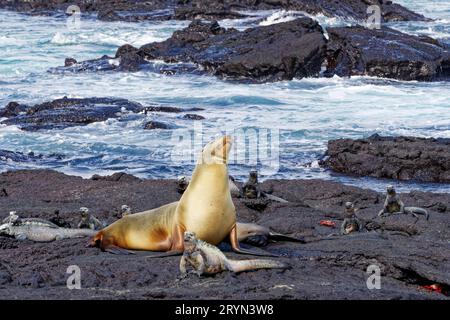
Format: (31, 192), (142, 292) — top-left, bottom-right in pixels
(91, 172), (141, 183)
(182, 114), (205, 120)
(143, 121), (171, 130)
(322, 134), (450, 183)
(325, 27), (450, 81)
(0, 0), (427, 22)
(115, 44), (146, 72)
(0, 97), (145, 131)
(0, 102), (28, 118)
(64, 58), (77, 67)
(144, 106), (204, 114)
(140, 18), (327, 83)
(180, 0), (428, 22)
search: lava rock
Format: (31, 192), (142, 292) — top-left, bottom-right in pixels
(182, 114), (205, 120)
(140, 18), (327, 83)
(0, 97), (145, 131)
(143, 121), (171, 130)
(64, 58), (77, 67)
(325, 26), (450, 81)
(322, 134), (450, 183)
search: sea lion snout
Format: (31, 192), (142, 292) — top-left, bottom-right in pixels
(200, 135), (233, 164)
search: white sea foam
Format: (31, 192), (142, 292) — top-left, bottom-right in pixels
(0, 6), (449, 192)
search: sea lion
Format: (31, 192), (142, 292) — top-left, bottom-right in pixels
(89, 136), (268, 256)
(378, 185), (429, 220)
(179, 231), (287, 278)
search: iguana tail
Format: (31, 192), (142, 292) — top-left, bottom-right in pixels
(226, 259), (288, 273)
(404, 207), (429, 220)
(64, 228), (97, 238)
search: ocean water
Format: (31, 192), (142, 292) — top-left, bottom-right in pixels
(0, 1), (449, 192)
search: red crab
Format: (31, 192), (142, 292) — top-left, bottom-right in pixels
(319, 220), (336, 228)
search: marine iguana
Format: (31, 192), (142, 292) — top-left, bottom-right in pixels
(242, 170), (288, 203)
(0, 223), (96, 242)
(179, 231), (288, 277)
(78, 207), (103, 230)
(340, 202), (364, 235)
(378, 185), (429, 220)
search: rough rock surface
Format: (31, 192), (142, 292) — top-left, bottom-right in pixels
(52, 19), (450, 83)
(0, 169), (448, 299)
(325, 27), (450, 81)
(55, 19), (327, 83)
(0, 0), (428, 22)
(0, 97), (144, 131)
(322, 134), (450, 183)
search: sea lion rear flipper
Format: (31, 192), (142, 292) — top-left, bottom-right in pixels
(269, 232), (306, 243)
(229, 225), (278, 257)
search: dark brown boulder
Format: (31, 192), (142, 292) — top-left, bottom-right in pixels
(322, 134), (450, 183)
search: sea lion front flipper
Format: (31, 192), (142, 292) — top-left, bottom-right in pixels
(105, 245), (136, 255)
(144, 250), (183, 258)
(229, 225), (278, 257)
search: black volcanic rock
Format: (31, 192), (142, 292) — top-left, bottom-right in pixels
(0, 97), (144, 131)
(181, 0), (428, 22)
(0, 169), (449, 299)
(143, 121), (171, 130)
(325, 27), (450, 81)
(0, 0), (428, 22)
(182, 114), (205, 120)
(140, 18), (327, 82)
(322, 135), (450, 183)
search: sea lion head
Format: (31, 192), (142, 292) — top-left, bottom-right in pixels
(345, 202), (354, 209)
(386, 185), (396, 195)
(199, 135), (233, 165)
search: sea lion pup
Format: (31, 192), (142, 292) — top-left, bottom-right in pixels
(120, 205), (132, 218)
(89, 136), (270, 256)
(237, 222), (305, 247)
(78, 207), (103, 230)
(340, 202), (364, 235)
(378, 185), (429, 220)
(242, 170), (288, 203)
(179, 231), (288, 277)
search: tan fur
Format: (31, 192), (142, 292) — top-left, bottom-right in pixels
(90, 136), (236, 252)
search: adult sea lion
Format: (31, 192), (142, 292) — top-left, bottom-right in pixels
(89, 136), (269, 256)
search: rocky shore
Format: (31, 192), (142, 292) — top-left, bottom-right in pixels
(51, 18), (450, 83)
(0, 97), (204, 131)
(322, 134), (450, 183)
(0, 169), (449, 299)
(0, 0), (429, 22)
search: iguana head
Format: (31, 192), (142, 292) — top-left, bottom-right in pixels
(387, 185), (396, 195)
